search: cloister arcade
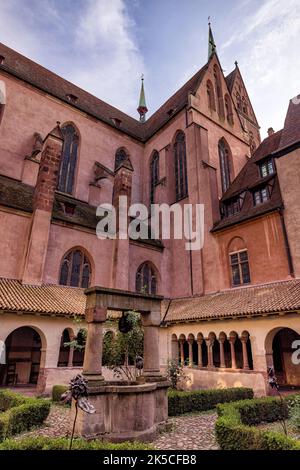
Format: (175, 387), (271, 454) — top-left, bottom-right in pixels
(171, 330), (253, 371)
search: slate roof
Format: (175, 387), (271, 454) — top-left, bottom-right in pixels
(277, 97), (300, 152)
(0, 42), (207, 142)
(163, 279), (300, 323)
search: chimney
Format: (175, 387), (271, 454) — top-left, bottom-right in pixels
(268, 127), (275, 137)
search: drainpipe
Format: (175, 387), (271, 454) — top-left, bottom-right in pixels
(279, 208), (295, 277)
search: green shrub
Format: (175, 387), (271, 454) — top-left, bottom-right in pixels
(215, 395), (300, 450)
(0, 436), (153, 450)
(0, 390), (50, 441)
(52, 385), (68, 402)
(0, 389), (27, 411)
(168, 387), (253, 416)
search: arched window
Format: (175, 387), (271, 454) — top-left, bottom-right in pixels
(115, 148), (128, 171)
(59, 249), (91, 288)
(206, 80), (216, 111)
(213, 65), (224, 118)
(150, 151), (159, 205)
(0, 80), (6, 126)
(136, 262), (157, 295)
(224, 94), (234, 125)
(218, 139), (232, 193)
(174, 131), (188, 201)
(57, 124), (79, 194)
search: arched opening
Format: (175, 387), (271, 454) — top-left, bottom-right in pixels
(136, 261), (158, 295)
(115, 147), (132, 171)
(59, 247), (92, 288)
(224, 94), (234, 125)
(218, 138), (233, 194)
(174, 131), (188, 201)
(171, 334), (179, 362)
(57, 329), (72, 367)
(206, 79), (216, 111)
(150, 150), (159, 205)
(0, 327), (44, 387)
(57, 123), (79, 194)
(266, 328), (300, 387)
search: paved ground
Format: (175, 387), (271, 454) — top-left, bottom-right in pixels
(14, 404), (219, 450)
(153, 411), (219, 450)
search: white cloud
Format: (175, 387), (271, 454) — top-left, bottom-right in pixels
(72, 0), (145, 117)
(222, 0), (300, 136)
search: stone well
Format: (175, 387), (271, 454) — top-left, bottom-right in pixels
(72, 287), (169, 442)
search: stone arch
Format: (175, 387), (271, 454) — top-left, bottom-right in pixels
(58, 245), (94, 288)
(135, 260), (159, 295)
(0, 326), (47, 387)
(241, 330), (253, 370)
(265, 327), (300, 387)
(115, 147), (132, 171)
(228, 236), (246, 253)
(178, 334), (188, 365)
(219, 331), (231, 368)
(171, 334), (179, 362)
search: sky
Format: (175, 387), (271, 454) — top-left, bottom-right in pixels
(0, 0), (299, 137)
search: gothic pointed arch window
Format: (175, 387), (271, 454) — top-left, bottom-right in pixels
(136, 262), (157, 295)
(174, 131), (188, 201)
(206, 80), (216, 111)
(57, 124), (79, 194)
(150, 151), (159, 205)
(59, 248), (91, 288)
(115, 148), (128, 171)
(218, 139), (232, 194)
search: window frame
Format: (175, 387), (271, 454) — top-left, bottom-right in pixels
(59, 249), (91, 288)
(229, 249), (251, 286)
(174, 131), (188, 201)
(57, 124), (79, 195)
(150, 151), (160, 205)
(135, 262), (157, 295)
(259, 158), (275, 178)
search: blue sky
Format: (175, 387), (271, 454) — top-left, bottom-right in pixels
(0, 0), (299, 136)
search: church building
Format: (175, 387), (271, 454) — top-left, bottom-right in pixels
(0, 27), (299, 395)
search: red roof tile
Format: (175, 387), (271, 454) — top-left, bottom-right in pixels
(277, 97), (300, 151)
(163, 279), (300, 322)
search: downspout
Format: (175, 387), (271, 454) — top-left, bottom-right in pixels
(279, 208), (295, 277)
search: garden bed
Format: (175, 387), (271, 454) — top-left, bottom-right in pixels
(215, 394), (300, 450)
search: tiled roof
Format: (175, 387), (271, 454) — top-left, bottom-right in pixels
(0, 279), (86, 316)
(277, 97), (300, 151)
(0, 42), (207, 142)
(212, 131), (284, 231)
(163, 279), (300, 323)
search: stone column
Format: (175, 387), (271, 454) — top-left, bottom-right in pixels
(219, 334), (226, 368)
(197, 338), (203, 367)
(179, 340), (185, 365)
(142, 310), (162, 381)
(229, 333), (237, 369)
(83, 298), (107, 385)
(188, 339), (194, 368)
(68, 347), (74, 368)
(241, 333), (250, 370)
(206, 339), (214, 368)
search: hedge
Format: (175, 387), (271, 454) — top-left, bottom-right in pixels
(0, 390), (50, 441)
(0, 436), (153, 450)
(52, 385), (68, 403)
(168, 387), (254, 416)
(215, 395), (300, 450)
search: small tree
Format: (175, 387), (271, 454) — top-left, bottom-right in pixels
(166, 358), (187, 390)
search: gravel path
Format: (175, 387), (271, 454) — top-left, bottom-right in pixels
(14, 404), (219, 450)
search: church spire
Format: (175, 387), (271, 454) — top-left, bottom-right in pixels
(208, 20), (217, 60)
(137, 75), (148, 123)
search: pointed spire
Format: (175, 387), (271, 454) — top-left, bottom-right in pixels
(208, 19), (217, 60)
(137, 75), (148, 123)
